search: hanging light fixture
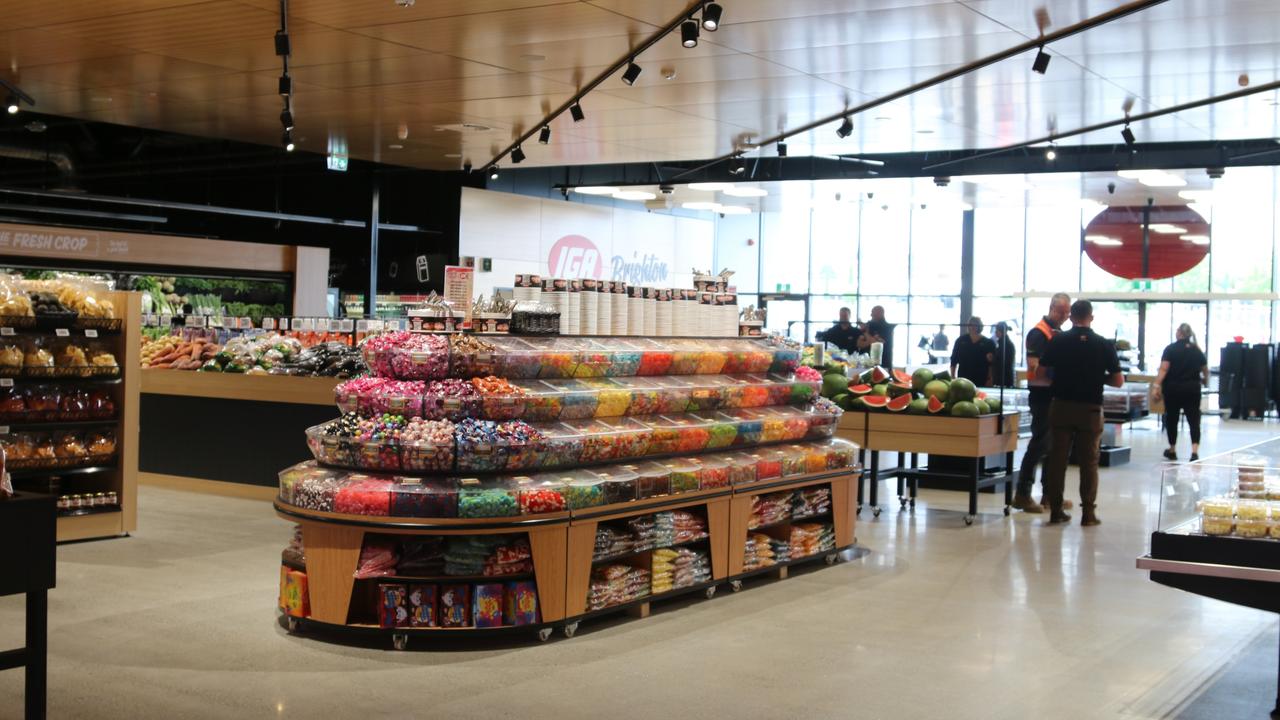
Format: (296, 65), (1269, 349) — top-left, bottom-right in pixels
(282, 131), (295, 152)
(570, 102), (585, 122)
(701, 3), (723, 31)
(1032, 46), (1051, 74)
(681, 20), (699, 48)
(538, 125), (551, 144)
(836, 116), (853, 138)
(511, 144), (526, 164)
(622, 60), (642, 86)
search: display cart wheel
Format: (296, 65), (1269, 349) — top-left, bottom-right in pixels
(964, 514), (975, 526)
(285, 617), (301, 633)
(899, 497), (908, 509)
(392, 633), (409, 651)
(537, 627), (553, 642)
(872, 506), (881, 518)
(562, 622), (579, 639)
(705, 585), (717, 599)
(730, 580), (743, 593)
(1003, 506), (1011, 516)
(856, 503), (863, 516)
(825, 553), (838, 566)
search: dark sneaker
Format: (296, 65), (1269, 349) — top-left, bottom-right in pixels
(1047, 512), (1072, 525)
(1163, 449), (1177, 461)
(1189, 453), (1199, 462)
(1081, 513), (1101, 527)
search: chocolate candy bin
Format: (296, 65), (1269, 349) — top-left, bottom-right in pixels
(589, 466), (639, 505)
(457, 477), (521, 518)
(389, 478), (459, 518)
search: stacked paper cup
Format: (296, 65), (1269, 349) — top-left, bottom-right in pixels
(542, 278), (567, 334)
(513, 274), (542, 304)
(613, 282), (629, 336)
(697, 292), (715, 337)
(644, 287), (658, 336)
(597, 281), (613, 336)
(654, 288), (673, 337)
(563, 280), (581, 335)
(719, 292), (738, 337)
(580, 278), (599, 335)
(672, 289), (692, 337)
(627, 285), (645, 336)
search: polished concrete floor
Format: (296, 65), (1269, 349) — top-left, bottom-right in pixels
(2, 416), (1278, 720)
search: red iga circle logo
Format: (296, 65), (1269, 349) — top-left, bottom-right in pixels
(547, 234), (602, 279)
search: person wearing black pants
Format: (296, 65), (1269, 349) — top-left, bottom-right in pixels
(1014, 292), (1072, 513)
(1155, 323), (1209, 461)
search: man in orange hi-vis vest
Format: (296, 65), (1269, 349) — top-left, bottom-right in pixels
(1013, 293), (1072, 513)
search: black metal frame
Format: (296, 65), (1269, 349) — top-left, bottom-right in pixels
(858, 448), (1016, 525)
(0, 492), (56, 720)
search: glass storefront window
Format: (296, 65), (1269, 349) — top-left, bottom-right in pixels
(810, 204), (859, 295)
(910, 205), (962, 296)
(858, 202), (910, 294)
(715, 213), (761, 294)
(1026, 206), (1082, 293)
(974, 207), (1025, 296)
(760, 202), (811, 294)
(1211, 167), (1274, 293)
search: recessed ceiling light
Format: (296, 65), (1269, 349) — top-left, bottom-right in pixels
(1181, 234), (1211, 245)
(682, 201), (721, 211)
(574, 186), (620, 195)
(916, 129), (934, 134)
(687, 182), (732, 191)
(1085, 235), (1122, 246)
(723, 187), (767, 197)
(388, 144), (404, 149)
(717, 205), (752, 214)
(1149, 223), (1188, 234)
(613, 190), (656, 201)
(874, 116), (892, 121)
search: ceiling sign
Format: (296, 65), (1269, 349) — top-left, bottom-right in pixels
(1082, 205), (1210, 280)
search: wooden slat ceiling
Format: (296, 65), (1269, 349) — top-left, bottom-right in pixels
(2, 0), (1279, 171)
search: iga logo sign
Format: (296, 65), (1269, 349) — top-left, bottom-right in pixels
(547, 234), (602, 279)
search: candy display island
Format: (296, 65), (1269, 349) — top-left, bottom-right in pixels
(274, 334), (860, 645)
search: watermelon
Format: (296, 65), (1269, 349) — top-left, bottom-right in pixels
(974, 399), (990, 415)
(926, 395), (946, 414)
(892, 369), (912, 385)
(948, 377), (977, 404)
(849, 383), (873, 395)
(886, 381), (913, 398)
(862, 395), (890, 410)
(832, 393), (851, 410)
(923, 379), (950, 402)
(951, 400), (979, 417)
(822, 373), (849, 398)
(986, 398), (1002, 413)
(860, 366), (891, 385)
(908, 398), (929, 414)
(911, 367), (935, 393)
(886, 394), (912, 412)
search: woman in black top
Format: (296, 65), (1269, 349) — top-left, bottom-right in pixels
(1154, 323), (1209, 461)
(951, 316), (995, 386)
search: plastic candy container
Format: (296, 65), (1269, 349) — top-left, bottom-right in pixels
(806, 403), (841, 439)
(803, 444), (829, 473)
(449, 334), (498, 378)
(704, 416), (738, 449)
(307, 415), (361, 468)
(564, 420), (617, 464)
(695, 346), (727, 374)
(591, 466), (639, 505)
(454, 419), (543, 472)
(559, 469), (606, 509)
(631, 461), (673, 499)
(534, 339), (581, 378)
(552, 380), (597, 420)
(790, 377), (820, 404)
(756, 450), (783, 480)
(722, 344), (773, 374)
(643, 417), (681, 456)
(686, 377), (728, 412)
(334, 377), (425, 417)
(768, 346), (801, 374)
(515, 476), (567, 515)
(334, 475), (395, 516)
(471, 375), (527, 420)
(827, 438), (858, 469)
(363, 332), (448, 379)
(725, 453), (758, 486)
(494, 339), (542, 379)
(352, 414), (407, 471)
(535, 423), (583, 467)
(729, 411), (764, 446)
(667, 415), (711, 453)
(692, 457), (730, 490)
(516, 380), (563, 421)
(666, 459), (700, 493)
(725, 378), (768, 409)
(669, 343), (701, 374)
(617, 378), (661, 416)
(390, 478), (458, 518)
(605, 344), (642, 376)
(423, 379), (480, 421)
(598, 418), (651, 460)
(400, 418), (456, 472)
(649, 377), (692, 414)
(780, 446), (808, 476)
(293, 472), (344, 511)
(592, 382), (632, 418)
(574, 345), (613, 378)
(458, 478), (520, 517)
(637, 347), (674, 376)
(794, 365), (823, 382)
(278, 461), (342, 504)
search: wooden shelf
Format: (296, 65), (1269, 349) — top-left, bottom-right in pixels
(354, 572), (535, 584)
(141, 369), (340, 406)
(9, 462), (117, 480)
(747, 510), (833, 533)
(591, 534), (710, 564)
(2, 418), (119, 431)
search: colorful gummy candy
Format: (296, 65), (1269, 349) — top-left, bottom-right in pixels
(695, 461), (730, 489)
(667, 463), (699, 493)
(782, 417), (810, 440)
(558, 385), (599, 420)
(535, 426), (584, 467)
(674, 425), (710, 453)
(561, 478), (605, 509)
(333, 475), (395, 516)
(574, 351), (612, 378)
(594, 387), (631, 417)
(519, 385), (564, 421)
(637, 350), (673, 376)
(794, 365), (822, 382)
(518, 484), (566, 514)
(669, 348), (701, 374)
(537, 352), (579, 379)
(458, 485), (520, 517)
(706, 422), (737, 449)
(646, 427), (680, 455)
(605, 351), (642, 376)
(695, 350), (727, 374)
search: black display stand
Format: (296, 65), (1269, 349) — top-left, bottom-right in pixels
(0, 491), (57, 720)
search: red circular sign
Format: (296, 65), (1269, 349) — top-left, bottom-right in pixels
(1083, 205), (1209, 280)
(547, 234), (603, 279)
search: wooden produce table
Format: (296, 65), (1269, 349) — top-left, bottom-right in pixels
(727, 470), (857, 582)
(0, 492), (57, 720)
(837, 411), (1020, 525)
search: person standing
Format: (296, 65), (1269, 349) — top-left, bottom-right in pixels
(815, 307), (861, 355)
(1154, 323), (1209, 461)
(1013, 292), (1071, 514)
(950, 316), (995, 386)
(927, 324), (950, 364)
(991, 322), (1017, 386)
(1038, 300), (1125, 526)
(866, 305), (894, 369)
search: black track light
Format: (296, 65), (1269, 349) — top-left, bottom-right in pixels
(570, 102), (585, 122)
(681, 20), (699, 48)
(622, 60), (642, 86)
(702, 3), (723, 31)
(279, 108), (294, 130)
(538, 125), (551, 144)
(282, 131), (295, 152)
(729, 155), (746, 176)
(1121, 124), (1136, 146)
(1045, 145), (1057, 161)
(511, 144), (526, 164)
(278, 74), (292, 96)
(836, 116), (853, 139)
(5, 95), (18, 115)
(274, 30), (291, 57)
(777, 141), (787, 157)
(1032, 46), (1051, 75)
(489, 166), (500, 180)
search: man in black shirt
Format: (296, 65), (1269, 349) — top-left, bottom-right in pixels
(990, 322), (1016, 386)
(1038, 300), (1124, 526)
(865, 305), (893, 369)
(1014, 292), (1071, 514)
(815, 307), (861, 355)
(950, 316), (995, 386)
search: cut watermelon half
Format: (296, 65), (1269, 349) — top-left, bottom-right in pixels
(927, 395), (946, 414)
(976, 391), (988, 400)
(892, 369), (912, 384)
(886, 381), (913, 397)
(886, 394), (912, 412)
(862, 395), (890, 410)
(849, 384), (873, 395)
(860, 366), (891, 385)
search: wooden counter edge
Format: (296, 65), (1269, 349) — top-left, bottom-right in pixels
(141, 368), (340, 406)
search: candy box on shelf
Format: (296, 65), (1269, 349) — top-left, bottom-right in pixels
(754, 449), (784, 480)
(721, 409), (763, 446)
(554, 379), (600, 420)
(694, 411), (739, 449)
(492, 337), (543, 379)
(439, 584), (471, 627)
(690, 456), (731, 490)
(472, 376), (529, 420)
(379, 584), (410, 628)
(668, 340), (704, 375)
(449, 335), (501, 378)
(721, 342), (774, 374)
(685, 375), (733, 412)
(515, 380), (564, 421)
(629, 460), (673, 499)
(473, 583), (505, 628)
(422, 378), (480, 421)
(635, 340), (674, 376)
(530, 338), (583, 379)
(586, 379), (632, 418)
(333, 378), (425, 417)
(593, 417), (652, 461)
(611, 377), (661, 417)
(757, 406), (812, 442)
(598, 339), (644, 376)
(534, 422), (583, 468)
(514, 475), (567, 515)
(555, 468), (607, 510)
(504, 581), (539, 626)
(457, 477), (521, 518)
(400, 419), (456, 473)
(663, 459), (701, 494)
(305, 421), (359, 469)
(590, 465), (640, 505)
(826, 438), (859, 469)
(779, 444), (810, 476)
(454, 418), (543, 472)
(653, 414), (713, 454)
(279, 568), (310, 618)
(333, 474), (395, 516)
(645, 376), (694, 415)
(389, 477), (458, 518)
(801, 443), (831, 474)
(407, 584), (438, 628)
(725, 452), (759, 486)
(291, 470), (347, 512)
(573, 339), (620, 379)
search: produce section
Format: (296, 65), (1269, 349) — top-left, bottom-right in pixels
(275, 333), (859, 645)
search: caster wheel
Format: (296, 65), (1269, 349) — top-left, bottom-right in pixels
(705, 585), (717, 599)
(562, 622), (578, 639)
(856, 504), (863, 516)
(825, 553), (838, 566)
(872, 506), (881, 518)
(537, 627), (553, 642)
(392, 633), (409, 651)
(964, 514), (975, 526)
(1003, 506), (1011, 516)
(285, 617), (301, 633)
(730, 580), (743, 593)
(899, 499), (908, 509)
